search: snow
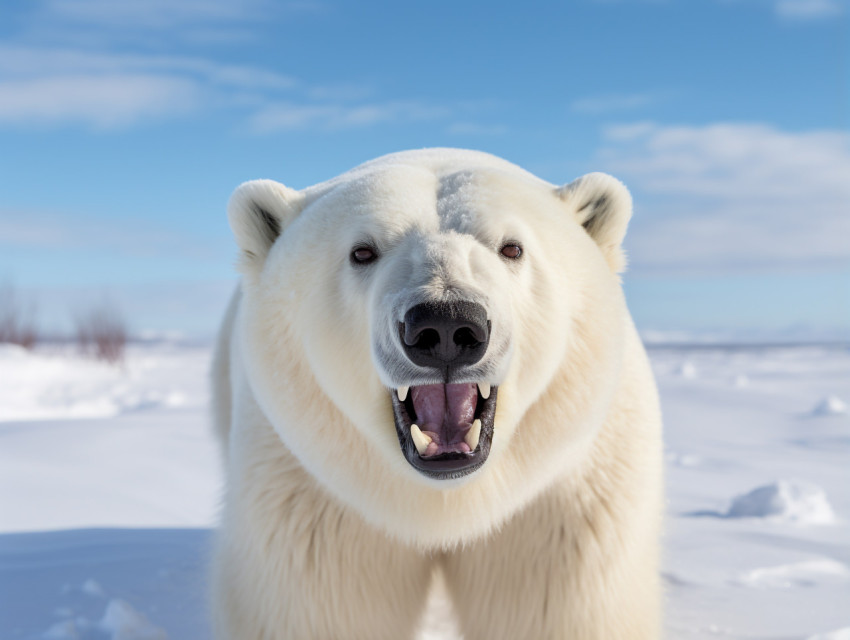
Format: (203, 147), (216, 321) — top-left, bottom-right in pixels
(725, 480), (836, 524)
(0, 344), (207, 423)
(1, 528), (210, 640)
(813, 395), (848, 416)
(0, 344), (218, 534)
(41, 597), (169, 640)
(807, 629), (850, 640)
(679, 360), (698, 379)
(1, 342), (848, 639)
(99, 598), (168, 640)
(735, 559), (849, 589)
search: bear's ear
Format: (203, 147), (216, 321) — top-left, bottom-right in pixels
(227, 179), (304, 265)
(556, 172), (633, 273)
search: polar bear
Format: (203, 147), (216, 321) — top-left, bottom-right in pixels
(210, 148), (663, 640)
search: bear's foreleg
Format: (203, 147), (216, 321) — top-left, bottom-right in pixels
(442, 473), (661, 640)
(211, 425), (434, 640)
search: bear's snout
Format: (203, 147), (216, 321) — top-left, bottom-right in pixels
(400, 300), (490, 373)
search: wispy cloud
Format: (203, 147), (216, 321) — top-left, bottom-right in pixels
(590, 0), (844, 21)
(597, 122), (850, 272)
(26, 0), (324, 45)
(587, 0), (668, 4)
(446, 122), (508, 136)
(0, 43), (454, 131)
(571, 92), (662, 114)
(0, 45), (301, 128)
(0, 46), (297, 89)
(1, 47), (299, 91)
(0, 3), (455, 132)
(0, 0), (303, 130)
(718, 0), (845, 21)
(41, 0), (270, 29)
(0, 74), (199, 128)
(774, 0), (844, 19)
(249, 100), (450, 133)
(0, 208), (226, 261)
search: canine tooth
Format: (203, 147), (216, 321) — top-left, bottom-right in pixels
(397, 386), (409, 402)
(410, 424), (432, 456)
(478, 382), (491, 400)
(465, 419), (482, 451)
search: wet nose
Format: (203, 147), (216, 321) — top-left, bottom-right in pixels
(400, 301), (490, 370)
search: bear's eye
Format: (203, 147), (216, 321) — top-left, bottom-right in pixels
(351, 246), (378, 265)
(500, 243), (522, 259)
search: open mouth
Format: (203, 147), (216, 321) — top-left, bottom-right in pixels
(390, 382), (497, 479)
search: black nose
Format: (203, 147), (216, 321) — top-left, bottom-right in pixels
(400, 301), (490, 370)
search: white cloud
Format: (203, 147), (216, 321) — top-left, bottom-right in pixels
(249, 101), (450, 132)
(0, 44), (353, 129)
(32, 0), (326, 37)
(0, 46), (296, 89)
(587, 0), (668, 4)
(0, 208), (223, 259)
(42, 0), (267, 28)
(0, 2), (349, 131)
(0, 1), (452, 133)
(0, 46), (276, 128)
(15, 0), (297, 50)
(718, 0), (845, 21)
(602, 121), (657, 141)
(446, 122), (508, 136)
(597, 122), (850, 272)
(307, 83), (376, 102)
(0, 43), (451, 131)
(0, 74), (199, 128)
(571, 93), (660, 114)
(591, 0), (844, 20)
(774, 0), (844, 19)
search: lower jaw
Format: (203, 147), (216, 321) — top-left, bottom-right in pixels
(391, 387), (497, 480)
(406, 448), (487, 478)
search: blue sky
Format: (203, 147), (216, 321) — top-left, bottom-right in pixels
(0, 0), (847, 337)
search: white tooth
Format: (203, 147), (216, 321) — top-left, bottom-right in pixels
(465, 419), (482, 451)
(397, 386), (409, 402)
(410, 424), (432, 456)
(478, 382), (491, 400)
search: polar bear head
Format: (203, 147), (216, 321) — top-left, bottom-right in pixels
(228, 149), (633, 546)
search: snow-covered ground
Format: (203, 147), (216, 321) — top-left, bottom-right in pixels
(1, 342), (848, 639)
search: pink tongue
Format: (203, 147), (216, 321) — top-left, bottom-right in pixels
(411, 383), (477, 446)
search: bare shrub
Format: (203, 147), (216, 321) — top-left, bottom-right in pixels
(0, 283), (38, 349)
(75, 299), (127, 365)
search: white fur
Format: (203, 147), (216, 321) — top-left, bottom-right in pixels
(211, 148), (663, 639)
